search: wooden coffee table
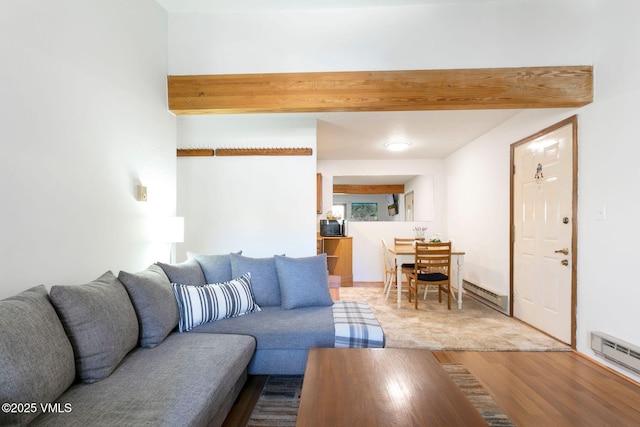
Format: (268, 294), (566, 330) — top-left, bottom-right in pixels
(297, 348), (487, 427)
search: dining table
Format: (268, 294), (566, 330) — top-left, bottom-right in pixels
(390, 243), (466, 309)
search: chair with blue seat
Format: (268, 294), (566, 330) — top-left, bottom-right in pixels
(407, 241), (452, 310)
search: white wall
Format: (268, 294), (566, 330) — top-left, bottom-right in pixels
(0, 0), (176, 298)
(405, 174), (436, 222)
(166, 0), (640, 380)
(445, 108), (576, 299)
(574, 0), (640, 381)
(167, 1), (591, 74)
(167, 0), (590, 278)
(445, 0), (640, 382)
(318, 159), (445, 224)
(318, 159), (445, 281)
(176, 115), (318, 260)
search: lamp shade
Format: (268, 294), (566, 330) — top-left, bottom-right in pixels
(150, 217), (184, 243)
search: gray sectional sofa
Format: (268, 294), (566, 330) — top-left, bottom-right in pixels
(0, 252), (338, 427)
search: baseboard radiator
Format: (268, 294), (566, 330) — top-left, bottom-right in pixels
(462, 280), (508, 313)
(591, 332), (640, 375)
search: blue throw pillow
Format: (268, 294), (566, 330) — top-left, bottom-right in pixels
(230, 254), (281, 307)
(188, 251), (242, 284)
(275, 254), (333, 309)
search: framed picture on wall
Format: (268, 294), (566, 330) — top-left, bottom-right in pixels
(351, 202), (378, 221)
(386, 194), (398, 216)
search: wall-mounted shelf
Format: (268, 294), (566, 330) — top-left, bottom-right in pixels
(177, 148), (312, 157)
(177, 149), (214, 157)
(216, 147), (312, 156)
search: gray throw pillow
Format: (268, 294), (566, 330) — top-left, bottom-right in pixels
(49, 271), (139, 383)
(230, 253), (281, 307)
(118, 264), (179, 348)
(0, 286), (76, 426)
(157, 258), (206, 285)
(275, 254), (333, 309)
(187, 250), (242, 284)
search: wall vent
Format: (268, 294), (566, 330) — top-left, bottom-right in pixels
(462, 280), (508, 313)
(591, 332), (640, 375)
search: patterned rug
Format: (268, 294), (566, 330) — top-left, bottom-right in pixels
(246, 376), (302, 427)
(441, 364), (515, 426)
(340, 287), (570, 351)
(246, 368), (515, 426)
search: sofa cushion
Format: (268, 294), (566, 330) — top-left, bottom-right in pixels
(30, 333), (256, 427)
(230, 254), (281, 307)
(275, 254), (333, 309)
(191, 305), (335, 351)
(157, 258), (206, 286)
(0, 285), (76, 426)
(172, 272), (261, 332)
(118, 264), (179, 348)
(188, 251), (242, 284)
(49, 271), (139, 383)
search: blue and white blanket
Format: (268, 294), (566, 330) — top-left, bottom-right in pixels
(333, 301), (385, 348)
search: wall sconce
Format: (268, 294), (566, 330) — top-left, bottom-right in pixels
(137, 185), (148, 201)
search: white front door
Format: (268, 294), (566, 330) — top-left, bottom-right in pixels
(512, 119), (575, 344)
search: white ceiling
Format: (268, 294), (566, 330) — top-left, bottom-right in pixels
(157, 0), (525, 163)
(156, 0), (472, 13)
(316, 110), (522, 160)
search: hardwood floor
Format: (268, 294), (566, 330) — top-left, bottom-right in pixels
(433, 351), (640, 427)
(222, 282), (640, 426)
(222, 351), (640, 426)
(221, 375), (267, 427)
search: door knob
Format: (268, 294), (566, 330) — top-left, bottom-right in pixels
(561, 259), (569, 266)
(555, 248), (569, 255)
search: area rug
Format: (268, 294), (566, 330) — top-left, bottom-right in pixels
(340, 287), (570, 351)
(246, 376), (302, 427)
(246, 368), (515, 427)
(441, 364), (515, 426)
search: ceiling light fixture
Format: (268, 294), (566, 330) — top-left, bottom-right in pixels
(385, 141), (411, 152)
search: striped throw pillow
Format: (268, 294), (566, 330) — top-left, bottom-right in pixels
(172, 272), (261, 332)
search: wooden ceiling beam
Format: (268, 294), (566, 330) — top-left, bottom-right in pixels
(333, 184), (405, 194)
(167, 66), (593, 115)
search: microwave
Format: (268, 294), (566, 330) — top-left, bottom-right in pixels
(320, 219), (347, 237)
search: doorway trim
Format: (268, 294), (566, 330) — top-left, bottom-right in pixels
(404, 191), (414, 221)
(509, 115), (578, 348)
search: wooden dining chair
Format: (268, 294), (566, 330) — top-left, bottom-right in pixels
(394, 237), (415, 278)
(407, 241), (452, 310)
(381, 239), (397, 299)
(393, 237), (415, 246)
